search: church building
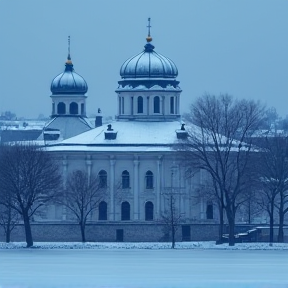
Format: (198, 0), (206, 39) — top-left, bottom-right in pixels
(41, 22), (218, 242)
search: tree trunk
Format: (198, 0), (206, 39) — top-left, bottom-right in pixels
(228, 217), (235, 246)
(5, 209), (11, 243)
(170, 195), (175, 249)
(248, 200), (251, 224)
(23, 212), (33, 247)
(80, 222), (86, 243)
(5, 222), (11, 243)
(269, 205), (274, 243)
(278, 212), (284, 243)
(171, 225), (175, 249)
(269, 216), (274, 243)
(218, 207), (224, 243)
(5, 230), (11, 243)
(277, 194), (285, 243)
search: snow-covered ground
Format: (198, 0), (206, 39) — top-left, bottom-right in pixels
(0, 241), (287, 250)
(0, 242), (287, 288)
(0, 247), (287, 288)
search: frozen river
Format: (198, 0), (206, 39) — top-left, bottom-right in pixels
(0, 249), (287, 288)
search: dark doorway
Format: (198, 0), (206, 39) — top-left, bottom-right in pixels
(182, 225), (191, 241)
(116, 229), (124, 242)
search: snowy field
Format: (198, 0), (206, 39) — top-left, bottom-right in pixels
(0, 242), (287, 288)
(0, 241), (288, 250)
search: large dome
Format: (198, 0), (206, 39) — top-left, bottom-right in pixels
(51, 56), (88, 95)
(120, 41), (178, 79)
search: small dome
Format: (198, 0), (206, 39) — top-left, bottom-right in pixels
(120, 42), (178, 79)
(51, 56), (88, 95)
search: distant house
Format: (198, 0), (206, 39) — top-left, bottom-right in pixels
(0, 128), (43, 144)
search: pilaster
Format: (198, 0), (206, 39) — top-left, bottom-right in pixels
(109, 156), (116, 221)
(156, 155), (163, 219)
(133, 155), (140, 220)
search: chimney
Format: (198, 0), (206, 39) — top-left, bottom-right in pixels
(95, 108), (103, 128)
(104, 124), (117, 140)
(176, 123), (188, 139)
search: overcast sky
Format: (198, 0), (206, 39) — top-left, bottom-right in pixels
(0, 0), (287, 119)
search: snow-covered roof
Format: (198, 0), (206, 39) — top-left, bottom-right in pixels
(46, 120), (184, 152)
(44, 116), (93, 141)
(45, 119), (252, 153)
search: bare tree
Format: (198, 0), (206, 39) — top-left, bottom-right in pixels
(0, 203), (20, 243)
(257, 136), (288, 242)
(0, 143), (62, 247)
(160, 170), (183, 249)
(194, 177), (225, 243)
(240, 189), (262, 224)
(257, 186), (278, 243)
(161, 194), (182, 249)
(60, 170), (106, 242)
(178, 94), (265, 246)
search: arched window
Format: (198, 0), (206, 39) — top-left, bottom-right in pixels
(154, 96), (160, 113)
(70, 102), (78, 114)
(145, 170), (153, 189)
(206, 202), (213, 219)
(170, 97), (175, 114)
(81, 103), (85, 115)
(145, 201), (154, 221)
(137, 96), (143, 113)
(99, 201), (107, 220)
(121, 201), (130, 220)
(122, 170), (130, 189)
(57, 102), (66, 114)
(98, 170), (107, 188)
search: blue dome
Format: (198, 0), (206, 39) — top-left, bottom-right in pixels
(120, 42), (178, 79)
(51, 56), (88, 95)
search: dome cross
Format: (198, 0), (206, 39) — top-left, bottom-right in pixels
(68, 35), (71, 60)
(147, 18), (151, 37)
(146, 18), (152, 42)
(65, 35), (73, 67)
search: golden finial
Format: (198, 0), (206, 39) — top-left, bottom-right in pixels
(146, 17), (152, 42)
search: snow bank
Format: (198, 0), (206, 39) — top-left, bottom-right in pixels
(0, 241), (287, 250)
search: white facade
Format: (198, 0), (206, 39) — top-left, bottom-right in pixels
(41, 33), (220, 230)
(45, 121), (211, 224)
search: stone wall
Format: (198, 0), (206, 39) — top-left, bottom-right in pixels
(1, 223), (287, 243)
(0, 223), (219, 243)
